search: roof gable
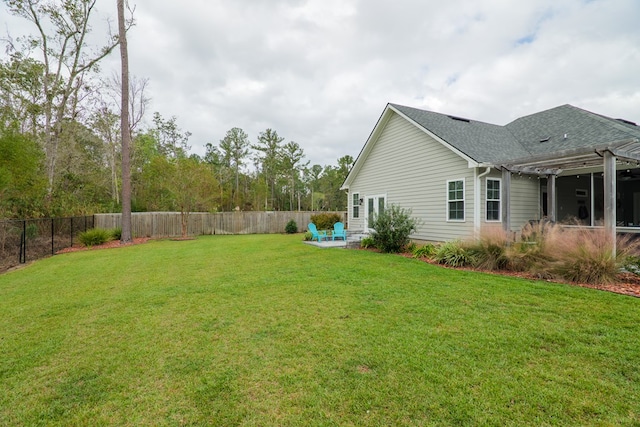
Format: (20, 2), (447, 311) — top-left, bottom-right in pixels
(341, 103), (487, 189)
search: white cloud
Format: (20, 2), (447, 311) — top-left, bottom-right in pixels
(2, 0), (639, 166)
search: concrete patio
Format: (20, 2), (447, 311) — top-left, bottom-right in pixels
(303, 231), (368, 249)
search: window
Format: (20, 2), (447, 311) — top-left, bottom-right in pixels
(366, 195), (385, 230)
(486, 178), (501, 221)
(447, 179), (465, 221)
(368, 198), (375, 225)
(352, 193), (360, 218)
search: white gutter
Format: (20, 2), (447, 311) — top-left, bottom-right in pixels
(474, 166), (492, 238)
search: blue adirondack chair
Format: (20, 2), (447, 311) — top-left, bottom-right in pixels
(332, 221), (347, 241)
(308, 223), (327, 242)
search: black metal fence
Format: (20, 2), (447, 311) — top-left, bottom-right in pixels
(0, 216), (94, 273)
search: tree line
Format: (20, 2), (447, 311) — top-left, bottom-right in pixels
(0, 0), (352, 220)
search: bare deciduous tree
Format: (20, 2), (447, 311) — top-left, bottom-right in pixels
(4, 0), (125, 196)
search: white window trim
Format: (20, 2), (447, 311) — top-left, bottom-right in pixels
(446, 178), (465, 222)
(486, 177), (502, 222)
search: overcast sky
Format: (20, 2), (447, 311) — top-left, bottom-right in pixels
(2, 0), (640, 167)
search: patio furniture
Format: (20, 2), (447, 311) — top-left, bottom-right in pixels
(308, 223), (328, 242)
(332, 222), (347, 241)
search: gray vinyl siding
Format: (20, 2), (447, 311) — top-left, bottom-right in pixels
(349, 112), (475, 241)
(479, 172), (540, 232)
(508, 176), (541, 231)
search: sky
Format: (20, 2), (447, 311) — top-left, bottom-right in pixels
(2, 0), (640, 167)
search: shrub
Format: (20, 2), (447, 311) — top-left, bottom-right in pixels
(111, 227), (122, 240)
(370, 204), (419, 253)
(543, 227), (634, 284)
(310, 213), (343, 230)
(303, 231), (313, 241)
(78, 228), (113, 247)
(623, 254), (640, 275)
(465, 227), (510, 271)
(434, 241), (475, 267)
(412, 244), (436, 258)
(285, 219), (298, 234)
(506, 241), (551, 276)
(360, 236), (375, 249)
(507, 221), (558, 275)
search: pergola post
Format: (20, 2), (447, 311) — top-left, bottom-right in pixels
(502, 168), (511, 233)
(546, 174), (556, 223)
(603, 150), (617, 257)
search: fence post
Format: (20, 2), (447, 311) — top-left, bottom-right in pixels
(19, 220), (26, 264)
(70, 217), (74, 247)
(51, 218), (54, 255)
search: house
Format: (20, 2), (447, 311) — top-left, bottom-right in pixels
(341, 103), (640, 247)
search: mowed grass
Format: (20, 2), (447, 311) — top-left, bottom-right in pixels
(1, 235), (639, 426)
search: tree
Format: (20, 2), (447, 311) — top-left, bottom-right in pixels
(337, 155), (354, 178)
(307, 164), (323, 211)
(89, 74), (148, 208)
(51, 119), (110, 214)
(137, 156), (218, 236)
(3, 0), (126, 196)
(150, 112), (191, 159)
(0, 55), (45, 135)
(280, 141), (308, 211)
(252, 128), (284, 210)
(89, 106), (120, 205)
(219, 127), (250, 210)
(105, 73), (149, 132)
(171, 157), (218, 237)
(0, 125), (46, 218)
(118, 0), (132, 243)
(204, 142), (231, 210)
(316, 155), (353, 211)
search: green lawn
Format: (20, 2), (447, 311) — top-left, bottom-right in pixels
(1, 234), (639, 426)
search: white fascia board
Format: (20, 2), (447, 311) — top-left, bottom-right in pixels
(388, 105), (479, 167)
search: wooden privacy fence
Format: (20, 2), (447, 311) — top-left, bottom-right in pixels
(94, 211), (347, 238)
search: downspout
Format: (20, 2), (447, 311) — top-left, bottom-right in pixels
(474, 167), (492, 238)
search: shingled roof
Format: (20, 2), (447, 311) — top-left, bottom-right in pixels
(506, 104), (640, 156)
(390, 103), (527, 163)
(389, 103), (640, 167)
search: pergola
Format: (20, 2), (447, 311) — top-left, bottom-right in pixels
(498, 138), (640, 256)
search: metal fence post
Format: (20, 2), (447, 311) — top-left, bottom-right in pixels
(19, 220), (26, 264)
(51, 218), (55, 255)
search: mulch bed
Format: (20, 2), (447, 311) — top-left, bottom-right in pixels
(56, 237), (151, 254)
(398, 252), (640, 298)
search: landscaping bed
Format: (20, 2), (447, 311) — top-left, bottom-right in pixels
(56, 237), (150, 253)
